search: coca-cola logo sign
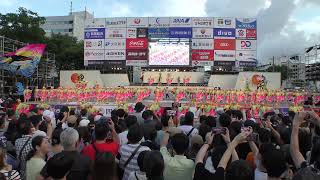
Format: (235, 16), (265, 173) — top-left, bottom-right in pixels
(126, 38), (148, 49)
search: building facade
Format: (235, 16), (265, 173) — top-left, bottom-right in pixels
(41, 11), (93, 41)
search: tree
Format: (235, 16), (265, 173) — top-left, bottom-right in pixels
(0, 7), (46, 43)
(265, 65), (289, 81)
(44, 34), (84, 70)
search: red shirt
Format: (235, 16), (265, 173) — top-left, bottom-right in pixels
(81, 142), (119, 161)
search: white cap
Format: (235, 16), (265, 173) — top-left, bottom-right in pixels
(94, 115), (102, 122)
(79, 119), (90, 127)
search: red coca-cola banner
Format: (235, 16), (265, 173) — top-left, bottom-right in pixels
(192, 50), (214, 61)
(126, 38), (148, 49)
(126, 49), (148, 60)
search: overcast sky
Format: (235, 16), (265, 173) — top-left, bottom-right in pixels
(1, 0), (320, 62)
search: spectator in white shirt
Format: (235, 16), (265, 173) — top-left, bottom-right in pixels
(178, 111), (198, 137)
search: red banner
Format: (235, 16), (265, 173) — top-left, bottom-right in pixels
(192, 50), (214, 61)
(126, 49), (148, 60)
(246, 29), (257, 39)
(214, 39), (236, 50)
(126, 38), (148, 49)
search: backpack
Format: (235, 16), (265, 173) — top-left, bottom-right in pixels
(91, 143), (103, 161)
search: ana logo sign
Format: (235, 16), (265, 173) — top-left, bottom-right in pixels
(126, 38), (148, 49)
(173, 18), (190, 23)
(170, 17), (192, 27)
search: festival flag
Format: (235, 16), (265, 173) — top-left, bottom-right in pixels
(0, 44), (46, 77)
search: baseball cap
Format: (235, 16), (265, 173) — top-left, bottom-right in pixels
(67, 115), (77, 124)
(79, 119), (90, 127)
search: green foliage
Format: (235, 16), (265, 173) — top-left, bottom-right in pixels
(265, 65), (289, 81)
(0, 7), (46, 43)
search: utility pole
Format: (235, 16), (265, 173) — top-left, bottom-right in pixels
(272, 56), (275, 72)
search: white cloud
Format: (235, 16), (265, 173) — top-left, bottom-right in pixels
(0, 0), (15, 7)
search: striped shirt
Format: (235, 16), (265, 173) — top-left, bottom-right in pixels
(119, 144), (150, 180)
(0, 170), (21, 180)
(15, 135), (32, 180)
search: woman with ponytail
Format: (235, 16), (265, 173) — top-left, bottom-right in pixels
(143, 151), (164, 180)
(26, 136), (50, 180)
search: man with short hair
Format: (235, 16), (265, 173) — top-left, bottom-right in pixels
(79, 109), (90, 127)
(178, 111), (198, 137)
(160, 133), (194, 180)
(120, 124), (150, 180)
(39, 128), (92, 180)
(132, 102), (145, 125)
(82, 121), (119, 160)
(119, 115), (138, 146)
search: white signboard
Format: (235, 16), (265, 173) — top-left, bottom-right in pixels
(236, 40), (257, 50)
(84, 49), (105, 60)
(105, 17), (127, 27)
(84, 39), (104, 49)
(192, 28), (213, 39)
(191, 39), (214, 50)
(236, 51), (257, 61)
(127, 17), (148, 27)
(214, 17), (236, 28)
(105, 28), (126, 39)
(236, 29), (246, 39)
(104, 39), (126, 49)
(105, 49), (126, 60)
(85, 18), (106, 28)
(170, 17), (192, 27)
(148, 17), (170, 27)
(126, 28), (137, 38)
(214, 50), (236, 61)
(192, 17), (214, 27)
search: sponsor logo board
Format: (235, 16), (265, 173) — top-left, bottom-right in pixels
(126, 38), (148, 49)
(214, 39), (235, 50)
(192, 60), (214, 66)
(84, 49), (105, 60)
(246, 29), (257, 39)
(192, 39), (214, 50)
(214, 61), (236, 66)
(84, 39), (104, 49)
(239, 61), (257, 67)
(84, 28), (105, 39)
(105, 28), (126, 38)
(236, 40), (257, 50)
(105, 17), (126, 27)
(236, 29), (246, 39)
(104, 39), (126, 49)
(192, 17), (214, 27)
(85, 18), (105, 28)
(169, 27), (192, 38)
(105, 50), (126, 60)
(214, 50), (236, 61)
(236, 51), (257, 61)
(126, 49), (148, 60)
(137, 28), (148, 38)
(236, 18), (257, 29)
(213, 28), (235, 38)
(170, 17), (192, 27)
(192, 50), (214, 60)
(127, 28), (137, 38)
(127, 17), (148, 27)
(148, 28), (170, 38)
(214, 18), (235, 28)
(192, 28), (213, 39)
(148, 17), (170, 27)
(126, 60), (148, 66)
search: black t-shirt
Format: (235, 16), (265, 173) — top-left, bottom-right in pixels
(40, 151), (92, 180)
(194, 162), (224, 180)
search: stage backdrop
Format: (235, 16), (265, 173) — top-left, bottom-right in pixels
(143, 71), (205, 84)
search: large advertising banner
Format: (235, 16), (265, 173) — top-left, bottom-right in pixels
(170, 17), (192, 27)
(127, 17), (149, 27)
(149, 17), (170, 27)
(236, 18), (257, 29)
(84, 28), (105, 39)
(192, 50), (214, 66)
(236, 40), (257, 50)
(169, 27), (192, 38)
(192, 17), (214, 28)
(191, 39), (214, 50)
(214, 18), (236, 28)
(84, 39), (104, 49)
(105, 50), (126, 60)
(192, 28), (213, 39)
(105, 17), (127, 27)
(105, 28), (126, 38)
(214, 39), (236, 50)
(104, 39), (126, 49)
(148, 28), (170, 38)
(126, 38), (148, 49)
(84, 49), (105, 60)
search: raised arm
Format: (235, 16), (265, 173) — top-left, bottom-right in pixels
(221, 128), (239, 162)
(290, 112), (307, 168)
(195, 132), (214, 164)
